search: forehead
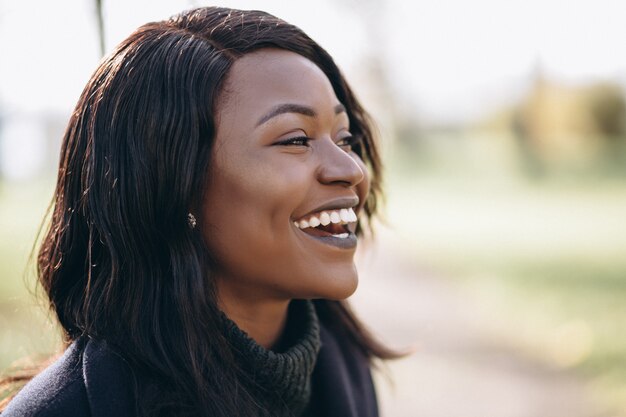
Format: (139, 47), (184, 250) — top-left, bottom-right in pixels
(217, 49), (341, 123)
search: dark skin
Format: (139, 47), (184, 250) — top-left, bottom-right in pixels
(201, 49), (370, 348)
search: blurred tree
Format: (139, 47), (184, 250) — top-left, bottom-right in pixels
(506, 68), (626, 173)
(586, 83), (626, 140)
(94, 0), (105, 57)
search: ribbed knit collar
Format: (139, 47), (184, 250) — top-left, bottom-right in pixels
(220, 299), (321, 416)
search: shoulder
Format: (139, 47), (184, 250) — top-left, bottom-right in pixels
(317, 322), (377, 389)
(2, 338), (88, 417)
(2, 337), (135, 417)
(310, 321), (379, 417)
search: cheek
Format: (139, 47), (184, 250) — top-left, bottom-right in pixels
(214, 161), (310, 229)
(201, 155), (310, 276)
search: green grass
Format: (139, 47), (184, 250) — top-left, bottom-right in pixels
(383, 138), (626, 413)
(448, 258), (626, 414)
(0, 179), (60, 373)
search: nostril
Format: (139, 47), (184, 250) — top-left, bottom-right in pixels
(316, 146), (365, 187)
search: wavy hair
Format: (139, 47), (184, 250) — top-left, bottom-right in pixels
(2, 7), (394, 416)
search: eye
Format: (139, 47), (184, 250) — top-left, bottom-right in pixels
(335, 134), (362, 151)
(275, 136), (311, 147)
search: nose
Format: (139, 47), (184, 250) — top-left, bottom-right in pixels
(316, 139), (365, 187)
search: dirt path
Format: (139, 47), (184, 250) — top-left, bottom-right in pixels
(350, 229), (605, 417)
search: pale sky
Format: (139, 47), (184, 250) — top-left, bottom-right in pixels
(0, 0), (625, 123)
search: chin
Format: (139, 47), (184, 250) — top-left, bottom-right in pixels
(310, 263), (359, 300)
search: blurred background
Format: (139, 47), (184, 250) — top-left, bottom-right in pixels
(1, 0), (625, 416)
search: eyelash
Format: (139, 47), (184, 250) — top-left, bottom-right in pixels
(276, 135), (361, 150)
(277, 136), (311, 147)
(336, 135), (361, 149)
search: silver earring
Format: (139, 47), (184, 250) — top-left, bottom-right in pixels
(187, 213), (197, 229)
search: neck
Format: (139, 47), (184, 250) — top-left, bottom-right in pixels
(218, 299), (321, 416)
(217, 285), (291, 349)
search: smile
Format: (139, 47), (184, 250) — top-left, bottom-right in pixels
(292, 208), (358, 249)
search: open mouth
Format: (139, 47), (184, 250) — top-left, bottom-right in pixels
(292, 208), (358, 239)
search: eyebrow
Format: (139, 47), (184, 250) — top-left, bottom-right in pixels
(255, 103), (347, 127)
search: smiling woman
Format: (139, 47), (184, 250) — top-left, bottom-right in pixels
(0, 6), (397, 417)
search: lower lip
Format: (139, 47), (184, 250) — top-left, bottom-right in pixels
(297, 228), (358, 250)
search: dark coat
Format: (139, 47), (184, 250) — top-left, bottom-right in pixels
(2, 324), (379, 417)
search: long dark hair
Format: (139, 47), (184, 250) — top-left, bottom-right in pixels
(2, 7), (395, 416)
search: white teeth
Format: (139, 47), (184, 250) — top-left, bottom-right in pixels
(349, 208), (357, 222)
(332, 233), (349, 239)
(294, 207), (359, 229)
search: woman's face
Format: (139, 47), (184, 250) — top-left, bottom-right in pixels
(201, 49), (370, 304)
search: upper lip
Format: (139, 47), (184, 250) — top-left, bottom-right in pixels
(293, 196), (360, 221)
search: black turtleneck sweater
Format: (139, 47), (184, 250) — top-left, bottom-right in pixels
(219, 300), (321, 416)
(2, 300), (379, 417)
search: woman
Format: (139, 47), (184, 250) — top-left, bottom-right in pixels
(1, 6), (396, 417)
